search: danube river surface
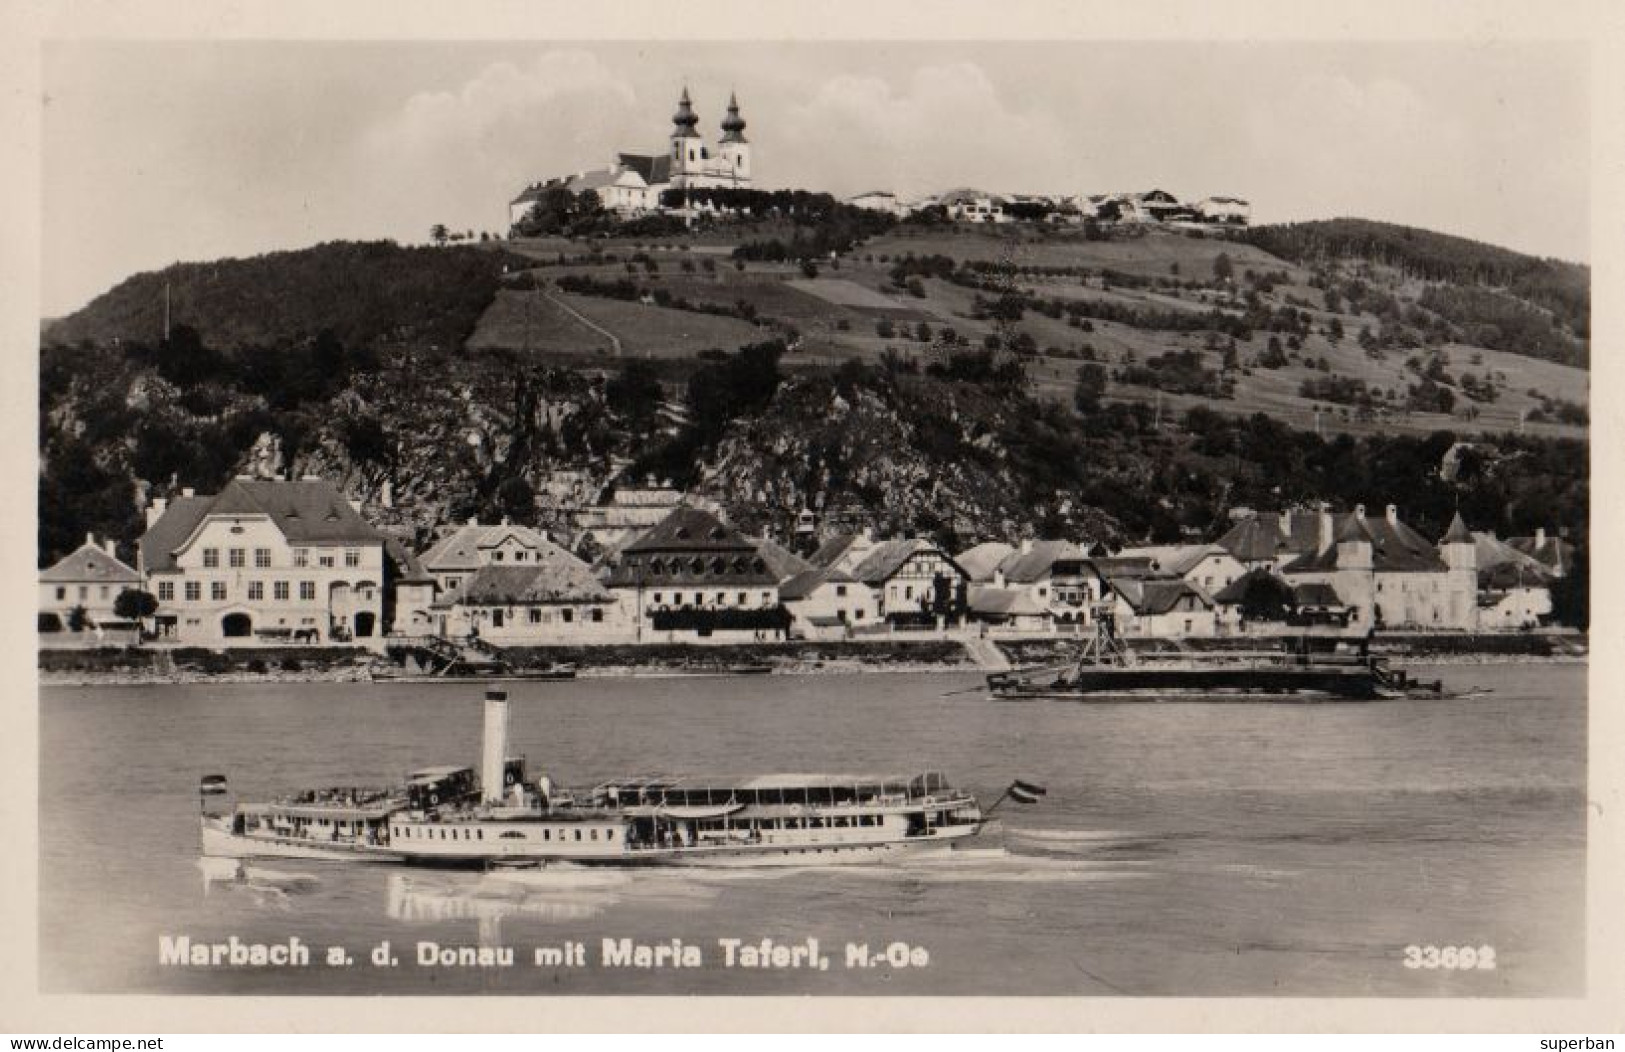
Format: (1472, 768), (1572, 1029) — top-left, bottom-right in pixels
(40, 664), (1586, 996)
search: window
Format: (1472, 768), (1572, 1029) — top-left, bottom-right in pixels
(344, 549), (360, 568)
(835, 585), (847, 597)
(299, 581), (316, 601)
(562, 608), (574, 623)
(318, 554), (334, 568)
(254, 548), (271, 568)
(737, 592), (747, 605)
(100, 586), (109, 599)
(273, 581), (289, 601)
(529, 609), (542, 625)
(248, 582), (264, 601)
(203, 548), (219, 568)
(157, 582), (174, 602)
(653, 593), (663, 604)
(591, 608), (603, 623)
(293, 549), (309, 568)
(184, 582), (201, 602)
(229, 548), (246, 568)
(54, 587), (65, 600)
(492, 551), (504, 563)
(211, 582), (227, 601)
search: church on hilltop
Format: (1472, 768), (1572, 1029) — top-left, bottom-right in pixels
(509, 87), (753, 226)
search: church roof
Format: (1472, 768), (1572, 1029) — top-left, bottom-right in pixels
(720, 91), (748, 143)
(617, 153), (673, 187)
(671, 87), (701, 138)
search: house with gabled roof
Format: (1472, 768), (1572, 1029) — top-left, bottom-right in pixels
(1269, 504), (1478, 631)
(1107, 578), (1217, 638)
(778, 566), (874, 640)
(959, 539), (1109, 631)
(1116, 543), (1246, 597)
(39, 534), (141, 635)
(1472, 531), (1554, 630)
(847, 538), (969, 627)
(606, 505), (789, 642)
(138, 476), (388, 644)
(433, 547), (631, 644)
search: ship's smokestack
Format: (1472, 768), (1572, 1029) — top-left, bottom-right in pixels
(482, 689), (510, 804)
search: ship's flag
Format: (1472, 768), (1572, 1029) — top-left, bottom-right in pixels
(1008, 779), (1047, 804)
(199, 774), (229, 795)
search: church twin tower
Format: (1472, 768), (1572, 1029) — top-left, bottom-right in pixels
(668, 87), (751, 189)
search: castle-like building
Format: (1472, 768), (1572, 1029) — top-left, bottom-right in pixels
(510, 87), (752, 226)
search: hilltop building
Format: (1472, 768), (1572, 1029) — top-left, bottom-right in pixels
(510, 88), (752, 226)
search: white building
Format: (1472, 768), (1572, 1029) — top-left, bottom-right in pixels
(39, 534), (141, 634)
(510, 88), (752, 226)
(138, 477), (387, 644)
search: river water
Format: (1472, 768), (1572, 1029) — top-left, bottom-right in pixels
(39, 664), (1586, 996)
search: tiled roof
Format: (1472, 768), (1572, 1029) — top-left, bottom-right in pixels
(1291, 582), (1345, 607)
(1215, 515), (1288, 563)
(1092, 556), (1156, 581)
(998, 541), (1093, 584)
(955, 542), (1013, 583)
(139, 480), (382, 572)
(420, 523), (557, 572)
(617, 153), (673, 187)
(849, 539), (962, 586)
(968, 585), (1049, 617)
(609, 507), (777, 587)
(754, 536), (813, 581)
(40, 542), (140, 584)
(1116, 543), (1228, 579)
(779, 567), (857, 601)
(1508, 534), (1574, 576)
(809, 534), (867, 570)
(1112, 578), (1211, 615)
(384, 537), (433, 585)
(449, 557), (610, 605)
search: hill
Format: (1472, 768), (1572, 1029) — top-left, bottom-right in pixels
(46, 240), (527, 354)
(37, 221), (1590, 569)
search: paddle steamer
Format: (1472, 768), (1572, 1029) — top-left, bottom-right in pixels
(200, 690), (988, 867)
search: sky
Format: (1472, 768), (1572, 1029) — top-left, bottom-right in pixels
(41, 40), (1590, 317)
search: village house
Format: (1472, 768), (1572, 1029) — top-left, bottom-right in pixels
(138, 477), (387, 644)
(936, 189), (1009, 224)
(1472, 532), (1555, 630)
(570, 481), (685, 557)
(418, 520), (564, 596)
(1107, 578), (1219, 638)
(1115, 543), (1246, 598)
(1235, 505), (1479, 632)
(844, 538), (970, 627)
(606, 506), (789, 643)
(39, 534), (141, 635)
(1211, 570), (1355, 634)
(778, 567), (874, 640)
(958, 539), (1108, 632)
(384, 538), (437, 637)
(432, 544), (631, 644)
(1507, 527), (1574, 578)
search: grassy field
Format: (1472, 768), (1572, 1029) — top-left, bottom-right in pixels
(473, 225), (1586, 439)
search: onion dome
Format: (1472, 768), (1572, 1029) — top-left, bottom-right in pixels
(672, 86), (700, 138)
(720, 91), (748, 143)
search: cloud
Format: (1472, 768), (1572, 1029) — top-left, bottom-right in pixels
(352, 50), (641, 238)
(770, 63), (1077, 198)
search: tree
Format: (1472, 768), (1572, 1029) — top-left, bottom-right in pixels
(67, 605), (90, 633)
(496, 477), (537, 524)
(113, 589), (159, 622)
(1212, 252), (1234, 282)
(1074, 363), (1108, 413)
(430, 224), (450, 246)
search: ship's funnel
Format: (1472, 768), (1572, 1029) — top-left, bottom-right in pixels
(482, 689), (510, 804)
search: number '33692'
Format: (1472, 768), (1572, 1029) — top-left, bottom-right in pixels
(1402, 945), (1496, 970)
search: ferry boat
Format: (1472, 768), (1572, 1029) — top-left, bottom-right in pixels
(200, 691), (990, 867)
(986, 625), (1444, 702)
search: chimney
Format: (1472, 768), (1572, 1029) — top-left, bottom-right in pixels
(482, 689), (510, 805)
(145, 497), (169, 528)
(105, 539), (119, 559)
(85, 531), (96, 548)
(1386, 504), (1399, 526)
(860, 527), (874, 543)
(181, 487), (195, 498)
(994, 567), (1007, 589)
(468, 517), (479, 527)
(1279, 510), (1291, 536)
(1535, 527), (1547, 547)
(1318, 509), (1333, 554)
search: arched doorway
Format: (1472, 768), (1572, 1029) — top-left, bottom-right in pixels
(222, 612), (253, 638)
(354, 611), (376, 638)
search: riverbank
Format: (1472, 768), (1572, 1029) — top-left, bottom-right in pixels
(38, 633), (1587, 686)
